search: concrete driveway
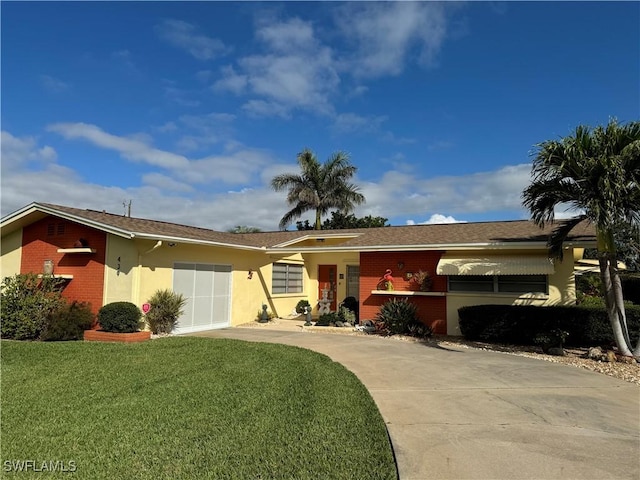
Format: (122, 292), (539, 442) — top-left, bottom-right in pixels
(192, 327), (640, 480)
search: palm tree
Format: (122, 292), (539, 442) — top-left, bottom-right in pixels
(522, 119), (640, 357)
(271, 148), (366, 230)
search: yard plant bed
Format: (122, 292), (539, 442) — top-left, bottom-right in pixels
(1, 337), (396, 479)
(83, 329), (151, 343)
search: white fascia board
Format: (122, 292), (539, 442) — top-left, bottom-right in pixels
(265, 241), (593, 255)
(271, 233), (362, 248)
(131, 233), (266, 251)
(0, 203), (134, 238)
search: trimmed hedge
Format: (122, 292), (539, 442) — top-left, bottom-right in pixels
(97, 302), (142, 333)
(458, 304), (640, 347)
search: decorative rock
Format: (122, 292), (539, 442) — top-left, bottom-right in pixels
(335, 321), (344, 327)
(616, 355), (637, 364)
(605, 351), (617, 363)
(587, 346), (603, 360)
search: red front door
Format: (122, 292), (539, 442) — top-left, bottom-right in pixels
(318, 265), (337, 311)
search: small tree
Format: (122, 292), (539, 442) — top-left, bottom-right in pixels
(145, 289), (187, 334)
(522, 119), (640, 357)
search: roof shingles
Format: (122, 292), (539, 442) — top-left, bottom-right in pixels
(31, 203), (596, 250)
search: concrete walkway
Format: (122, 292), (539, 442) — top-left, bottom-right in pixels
(192, 326), (640, 480)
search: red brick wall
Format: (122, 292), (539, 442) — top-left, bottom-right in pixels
(21, 216), (107, 315)
(360, 251), (447, 334)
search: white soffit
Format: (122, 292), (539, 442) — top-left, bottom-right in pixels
(436, 255), (555, 276)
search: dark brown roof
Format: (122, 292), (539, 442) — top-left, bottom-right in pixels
(5, 203), (596, 251)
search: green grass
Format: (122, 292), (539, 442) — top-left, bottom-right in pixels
(1, 337), (396, 479)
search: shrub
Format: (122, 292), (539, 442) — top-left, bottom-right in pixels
(339, 306), (356, 325)
(458, 304), (640, 347)
(316, 312), (340, 326)
(1, 273), (67, 340)
(145, 289), (187, 334)
(375, 298), (429, 336)
(256, 307), (275, 322)
(41, 301), (94, 341)
(295, 299), (311, 314)
(98, 302), (142, 333)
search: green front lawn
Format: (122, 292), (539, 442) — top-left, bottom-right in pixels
(1, 337), (396, 479)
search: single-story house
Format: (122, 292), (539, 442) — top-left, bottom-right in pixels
(0, 202), (596, 335)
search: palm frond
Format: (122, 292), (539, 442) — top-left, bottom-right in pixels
(547, 215), (587, 259)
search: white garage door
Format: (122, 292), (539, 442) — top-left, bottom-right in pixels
(173, 263), (232, 334)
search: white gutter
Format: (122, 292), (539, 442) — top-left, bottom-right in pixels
(130, 233), (267, 252)
(265, 241), (596, 255)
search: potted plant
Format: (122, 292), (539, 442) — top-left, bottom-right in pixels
(410, 270), (432, 292)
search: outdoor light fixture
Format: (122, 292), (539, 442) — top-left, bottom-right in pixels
(43, 260), (54, 275)
(397, 261), (404, 270)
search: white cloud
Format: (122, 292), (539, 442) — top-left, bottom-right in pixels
(1, 131), (57, 171)
(214, 17), (339, 117)
(142, 173), (194, 193)
(173, 112), (236, 152)
(212, 65), (248, 95)
(335, 2), (449, 77)
(2, 129), (536, 232)
(45, 123), (273, 187)
(40, 75), (69, 93)
(357, 163), (533, 221)
(242, 99), (291, 119)
(407, 214), (465, 225)
(331, 113), (387, 135)
(155, 19), (229, 60)
(47, 122), (190, 170)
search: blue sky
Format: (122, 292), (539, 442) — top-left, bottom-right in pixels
(2, 1), (638, 230)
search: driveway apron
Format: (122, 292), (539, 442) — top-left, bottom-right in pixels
(191, 328), (640, 480)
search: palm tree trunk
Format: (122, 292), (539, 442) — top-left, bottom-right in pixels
(599, 254), (634, 357)
(314, 209), (322, 230)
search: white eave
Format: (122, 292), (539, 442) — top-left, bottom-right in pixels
(130, 232), (266, 251)
(265, 241), (580, 255)
(271, 232), (362, 248)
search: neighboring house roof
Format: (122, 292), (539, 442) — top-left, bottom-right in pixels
(1, 202), (597, 252)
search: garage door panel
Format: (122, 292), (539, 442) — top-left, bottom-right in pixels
(212, 300), (229, 326)
(176, 301), (194, 330)
(172, 262), (231, 333)
(195, 264), (215, 297)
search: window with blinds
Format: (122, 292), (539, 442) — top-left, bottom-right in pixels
(272, 263), (303, 294)
(449, 275), (547, 294)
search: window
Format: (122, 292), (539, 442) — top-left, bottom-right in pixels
(449, 275), (494, 292)
(497, 275), (548, 294)
(449, 275), (547, 294)
(272, 263), (303, 294)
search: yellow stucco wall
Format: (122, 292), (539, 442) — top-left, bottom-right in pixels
(445, 248), (577, 335)
(302, 252), (360, 312)
(103, 242), (363, 325)
(127, 241), (272, 326)
(0, 229), (22, 279)
(103, 234), (138, 305)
